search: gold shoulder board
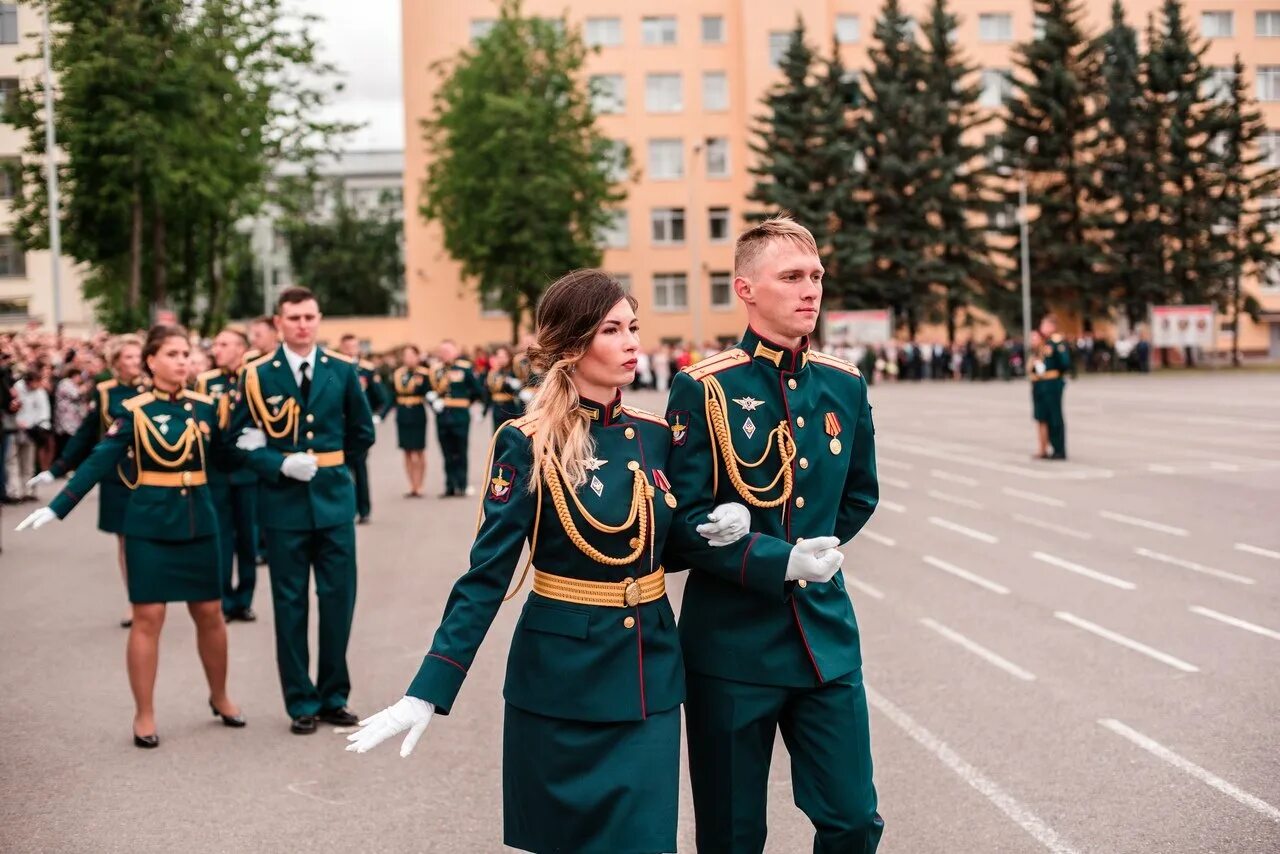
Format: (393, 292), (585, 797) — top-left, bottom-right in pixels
(807, 350), (862, 378)
(623, 406), (669, 428)
(684, 348), (749, 381)
(324, 348), (355, 364)
(509, 413), (539, 437)
(185, 390), (214, 405)
(123, 392), (156, 412)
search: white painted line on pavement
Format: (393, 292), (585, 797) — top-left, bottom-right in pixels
(1032, 552), (1136, 591)
(286, 780), (347, 806)
(1147, 464), (1177, 474)
(1054, 611), (1198, 672)
(1235, 542), (1280, 561)
(878, 457), (913, 471)
(1002, 487), (1065, 507)
(920, 618), (1036, 681)
(868, 689), (1080, 853)
(1099, 510), (1188, 537)
(861, 530), (897, 547)
(848, 578), (886, 600)
(1134, 548), (1255, 585)
(880, 475), (911, 490)
(927, 489), (985, 510)
(930, 468), (980, 487)
(929, 516), (999, 544)
(1189, 606), (1280, 641)
(1098, 719), (1280, 823)
(923, 555), (1010, 595)
(1210, 461), (1241, 472)
(880, 500), (906, 513)
(1012, 514), (1093, 540)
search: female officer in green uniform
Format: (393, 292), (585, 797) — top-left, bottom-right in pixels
(482, 345), (526, 433)
(29, 335), (146, 627)
(346, 271), (756, 853)
(17, 325), (246, 748)
(391, 344), (432, 497)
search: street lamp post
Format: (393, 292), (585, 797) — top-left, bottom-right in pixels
(41, 6), (62, 331)
(1017, 136), (1038, 347)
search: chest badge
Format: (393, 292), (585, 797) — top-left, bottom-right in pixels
(733, 396), (764, 411)
(590, 475), (604, 497)
(154, 414), (172, 435)
(584, 457), (608, 472)
(825, 411), (843, 455)
(742, 417), (757, 440)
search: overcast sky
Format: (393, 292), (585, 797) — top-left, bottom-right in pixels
(302, 0), (404, 151)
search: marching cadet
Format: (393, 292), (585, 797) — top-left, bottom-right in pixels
(481, 345), (526, 433)
(427, 339), (483, 497)
(1034, 315), (1069, 460)
(665, 217), (884, 853)
(347, 270), (766, 854)
(338, 334), (388, 524)
(17, 325), (246, 748)
(196, 329), (259, 622)
(232, 286), (375, 734)
(391, 344), (432, 498)
(29, 334), (147, 628)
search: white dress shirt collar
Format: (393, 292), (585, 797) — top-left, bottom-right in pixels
(283, 345), (319, 387)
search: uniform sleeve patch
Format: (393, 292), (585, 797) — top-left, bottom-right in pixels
(667, 410), (689, 447)
(488, 463), (516, 503)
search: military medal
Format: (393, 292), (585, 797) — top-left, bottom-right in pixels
(742, 417), (756, 439)
(825, 411), (842, 455)
(590, 475), (604, 497)
(652, 469), (677, 508)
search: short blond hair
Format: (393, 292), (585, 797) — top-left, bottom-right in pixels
(734, 215), (819, 277)
(107, 333), (143, 368)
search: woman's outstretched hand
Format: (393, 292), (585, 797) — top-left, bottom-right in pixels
(345, 696), (435, 758)
(15, 507), (57, 532)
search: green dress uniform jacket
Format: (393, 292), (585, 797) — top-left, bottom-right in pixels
(432, 358), (484, 496)
(391, 365), (431, 451)
(349, 359), (386, 518)
(48, 378), (146, 535)
(1031, 335), (1070, 458)
(482, 368), (525, 432)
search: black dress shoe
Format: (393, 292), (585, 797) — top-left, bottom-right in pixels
(317, 706), (359, 726)
(233, 607), (257, 622)
(133, 732), (159, 749)
(357, 515), (370, 525)
(120, 618), (133, 629)
(210, 699), (247, 728)
(290, 715), (318, 735)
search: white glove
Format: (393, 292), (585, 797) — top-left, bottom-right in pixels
(518, 388), (534, 404)
(372, 414), (382, 426)
(15, 506), (58, 532)
(1034, 361), (1046, 376)
(431, 399), (445, 413)
(505, 377), (523, 392)
(280, 453), (318, 482)
(785, 537), (845, 584)
(237, 428), (267, 451)
(426, 391), (440, 403)
(696, 502), (751, 547)
(345, 696), (435, 758)
(26, 471), (55, 490)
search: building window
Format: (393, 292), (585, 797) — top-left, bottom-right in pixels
(0, 234), (26, 277)
(653, 273), (688, 311)
(1205, 66), (1235, 102)
(835, 15), (860, 44)
(651, 208), (686, 245)
(708, 207), (731, 243)
(648, 138), (685, 180)
(0, 5), (15, 46)
(1263, 196), (1280, 231)
(599, 209), (629, 249)
(705, 137), (730, 178)
(702, 15), (725, 44)
(702, 71), (729, 111)
(1259, 11), (1280, 36)
(469, 19), (495, 43)
(0, 158), (19, 200)
(602, 139), (628, 182)
(0, 77), (17, 117)
(591, 74), (625, 114)
(1034, 14), (1047, 40)
(710, 272), (733, 308)
(1201, 11), (1234, 38)
(980, 69), (1013, 107)
(768, 31), (792, 68)
(1259, 67), (1280, 101)
(585, 17), (622, 47)
(645, 73), (682, 113)
(1261, 131), (1280, 167)
(978, 13), (1013, 42)
(642, 16), (677, 46)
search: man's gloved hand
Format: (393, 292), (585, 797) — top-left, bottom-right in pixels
(785, 537), (844, 584)
(1034, 361), (1046, 376)
(431, 399), (445, 414)
(237, 428), (267, 451)
(15, 507), (57, 532)
(372, 414), (382, 426)
(345, 696), (435, 758)
(280, 453), (318, 482)
(696, 502), (751, 547)
(26, 471), (55, 490)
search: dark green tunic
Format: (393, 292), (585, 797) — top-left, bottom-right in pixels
(391, 366), (431, 451)
(482, 368), (525, 433)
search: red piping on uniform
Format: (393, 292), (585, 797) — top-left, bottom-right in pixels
(777, 372), (797, 542)
(792, 598), (824, 682)
(427, 652), (467, 674)
(739, 532), (760, 586)
(636, 606), (647, 719)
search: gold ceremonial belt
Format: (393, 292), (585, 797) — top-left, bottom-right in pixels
(1032, 370), (1061, 382)
(443, 399), (471, 408)
(490, 393), (514, 402)
(396, 395), (424, 405)
(311, 450), (345, 467)
(533, 567), (665, 608)
(137, 470), (208, 488)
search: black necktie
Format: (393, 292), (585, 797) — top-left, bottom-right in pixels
(299, 360), (311, 403)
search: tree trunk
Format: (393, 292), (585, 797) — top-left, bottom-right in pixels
(151, 206), (168, 312)
(128, 188), (143, 319)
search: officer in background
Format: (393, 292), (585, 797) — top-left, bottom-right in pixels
(233, 286), (375, 734)
(481, 345), (527, 433)
(243, 315), (278, 365)
(196, 328), (259, 622)
(427, 339), (483, 498)
(1028, 330), (1053, 460)
(338, 334), (387, 524)
(1036, 316), (1069, 461)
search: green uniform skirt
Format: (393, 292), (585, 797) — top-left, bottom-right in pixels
(123, 535), (221, 604)
(97, 477), (131, 535)
(395, 405), (427, 450)
(502, 703), (680, 854)
(1031, 382), (1050, 423)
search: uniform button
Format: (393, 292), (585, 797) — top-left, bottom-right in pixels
(799, 458), (809, 469)
(306, 431), (314, 439)
(796, 496), (806, 508)
(796, 416), (805, 428)
(627, 460), (640, 471)
(797, 579), (808, 588)
(306, 414), (315, 423)
(624, 427), (635, 439)
(184, 403), (193, 411)
(623, 616), (636, 629)
(179, 488), (188, 496)
(307, 448), (314, 454)
(788, 378), (797, 390)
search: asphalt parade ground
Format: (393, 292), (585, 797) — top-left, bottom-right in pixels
(2, 370), (1278, 853)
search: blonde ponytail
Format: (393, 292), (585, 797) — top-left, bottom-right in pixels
(524, 357), (596, 494)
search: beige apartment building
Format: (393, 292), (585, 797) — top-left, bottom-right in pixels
(0, 2), (90, 334)
(374, 1), (1280, 355)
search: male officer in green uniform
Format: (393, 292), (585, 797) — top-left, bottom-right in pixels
(338, 333), (387, 523)
(666, 217), (884, 853)
(1035, 316), (1070, 460)
(427, 339), (483, 497)
(196, 329), (259, 621)
(232, 286), (376, 734)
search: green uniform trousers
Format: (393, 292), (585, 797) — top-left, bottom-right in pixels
(1045, 381), (1067, 458)
(437, 419), (470, 495)
(264, 523), (357, 718)
(214, 482), (259, 614)
(686, 669), (883, 854)
(347, 451), (371, 518)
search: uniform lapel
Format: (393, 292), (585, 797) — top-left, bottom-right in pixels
(268, 345), (303, 402)
(307, 352), (337, 412)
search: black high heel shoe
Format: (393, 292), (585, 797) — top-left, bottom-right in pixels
(133, 732), (159, 749)
(209, 699), (246, 728)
